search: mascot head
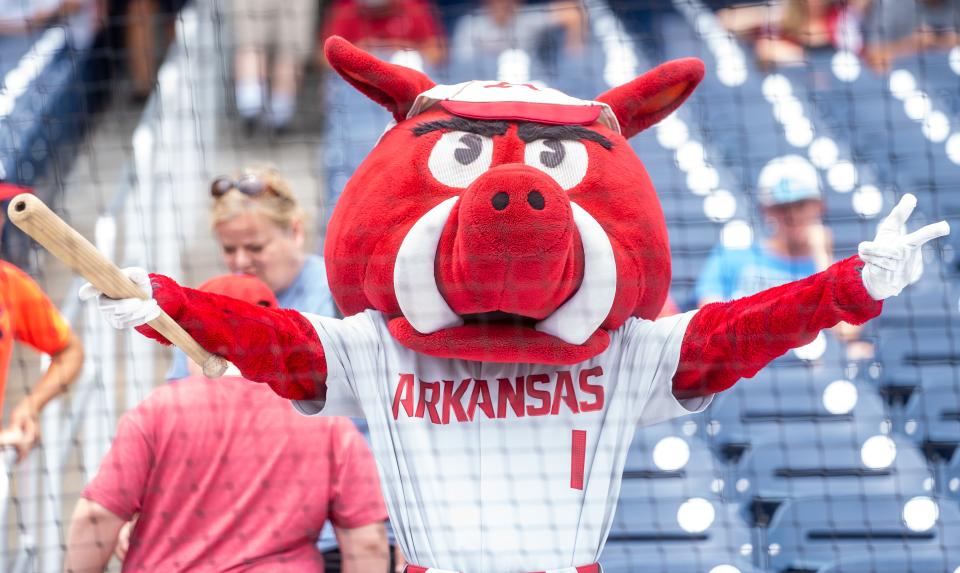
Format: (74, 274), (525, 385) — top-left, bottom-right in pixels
(323, 37), (704, 365)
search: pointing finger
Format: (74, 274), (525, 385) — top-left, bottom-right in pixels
(904, 220), (951, 247)
(879, 194), (917, 232)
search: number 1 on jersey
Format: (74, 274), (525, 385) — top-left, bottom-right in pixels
(571, 429), (586, 490)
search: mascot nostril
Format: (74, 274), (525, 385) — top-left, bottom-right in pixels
(527, 190), (545, 210)
(114, 36), (950, 573)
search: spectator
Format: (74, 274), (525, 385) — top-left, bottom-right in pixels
(232, 0), (316, 132)
(65, 274), (390, 573)
(696, 155), (831, 305)
(165, 167), (362, 569)
(451, 0), (585, 63)
(0, 185), (84, 462)
(718, 0), (868, 70)
(320, 0), (445, 67)
(695, 156), (863, 344)
(862, 0), (960, 73)
(166, 165), (335, 381)
(109, 0), (185, 101)
(717, 1), (782, 38)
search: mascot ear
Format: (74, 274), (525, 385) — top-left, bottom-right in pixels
(324, 36), (436, 123)
(596, 58), (704, 139)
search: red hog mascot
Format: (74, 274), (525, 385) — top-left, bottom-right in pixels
(83, 38), (949, 573)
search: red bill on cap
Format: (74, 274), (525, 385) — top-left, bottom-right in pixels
(405, 80), (621, 133)
(0, 183), (33, 202)
(439, 100), (602, 126)
(197, 274), (279, 308)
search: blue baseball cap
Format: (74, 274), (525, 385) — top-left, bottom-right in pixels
(757, 155), (821, 207)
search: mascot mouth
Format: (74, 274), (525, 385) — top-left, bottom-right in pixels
(390, 196), (617, 364)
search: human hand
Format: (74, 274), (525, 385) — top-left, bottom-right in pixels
(115, 516), (138, 561)
(806, 222), (833, 270)
(78, 267), (160, 329)
(1, 399), (39, 462)
(858, 194), (950, 300)
(393, 544), (407, 573)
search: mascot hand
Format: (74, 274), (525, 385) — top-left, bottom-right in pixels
(858, 194), (950, 300)
(78, 267), (161, 329)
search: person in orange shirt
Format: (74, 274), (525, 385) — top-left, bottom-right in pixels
(0, 184), (84, 461)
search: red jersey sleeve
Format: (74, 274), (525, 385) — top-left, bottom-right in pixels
(3, 263), (71, 355)
(327, 420), (388, 530)
(81, 409), (154, 521)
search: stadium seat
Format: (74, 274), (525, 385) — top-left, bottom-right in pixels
(902, 384), (960, 459)
(707, 379), (889, 462)
(0, 22), (104, 189)
(874, 274), (960, 330)
(947, 449), (960, 501)
(605, 497), (759, 573)
(622, 422), (722, 500)
(765, 495), (960, 573)
(602, 544), (763, 573)
(733, 435), (933, 517)
(815, 554), (960, 573)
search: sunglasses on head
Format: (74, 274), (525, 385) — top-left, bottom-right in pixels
(210, 174), (270, 198)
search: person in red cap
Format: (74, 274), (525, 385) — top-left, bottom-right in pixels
(65, 274), (390, 573)
(0, 183), (84, 462)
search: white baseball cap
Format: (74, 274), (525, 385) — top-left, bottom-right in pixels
(757, 155), (822, 207)
(405, 80), (622, 134)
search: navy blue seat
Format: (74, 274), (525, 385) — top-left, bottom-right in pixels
(734, 434), (933, 509)
(0, 22), (103, 188)
(876, 342), (960, 387)
(874, 274), (960, 329)
(947, 448), (960, 501)
(622, 422), (721, 500)
(816, 554), (960, 573)
(874, 323), (960, 406)
(605, 497), (758, 573)
(707, 378), (888, 460)
(902, 384), (960, 455)
(766, 495), (960, 573)
(602, 543), (762, 573)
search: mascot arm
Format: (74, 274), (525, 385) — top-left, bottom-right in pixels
(135, 274), (327, 401)
(672, 255), (882, 400)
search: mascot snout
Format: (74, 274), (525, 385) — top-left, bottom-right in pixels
(439, 164), (583, 320)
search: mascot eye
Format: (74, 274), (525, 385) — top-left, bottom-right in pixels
(523, 139), (588, 190)
(428, 131), (494, 188)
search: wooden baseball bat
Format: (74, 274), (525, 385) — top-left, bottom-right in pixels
(7, 193), (228, 378)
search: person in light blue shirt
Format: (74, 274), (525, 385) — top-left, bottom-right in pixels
(166, 167), (336, 380)
(696, 241), (819, 303)
(696, 155), (832, 306)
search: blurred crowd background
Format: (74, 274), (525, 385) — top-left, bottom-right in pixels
(1, 0), (960, 572)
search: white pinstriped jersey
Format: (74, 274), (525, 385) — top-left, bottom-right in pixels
(293, 309), (711, 573)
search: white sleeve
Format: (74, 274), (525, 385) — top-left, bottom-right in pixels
(291, 311), (382, 418)
(622, 310), (714, 427)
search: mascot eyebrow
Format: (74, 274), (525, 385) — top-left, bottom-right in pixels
(412, 117), (613, 149)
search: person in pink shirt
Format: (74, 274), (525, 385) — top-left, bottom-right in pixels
(64, 274), (389, 573)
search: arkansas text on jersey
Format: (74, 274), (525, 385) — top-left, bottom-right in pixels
(391, 366), (605, 423)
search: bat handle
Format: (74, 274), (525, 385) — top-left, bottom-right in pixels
(150, 313), (229, 378)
